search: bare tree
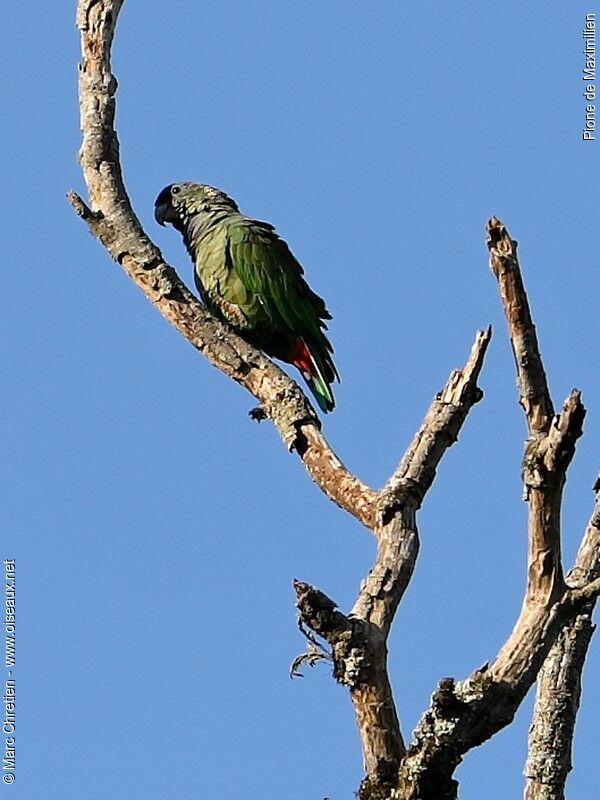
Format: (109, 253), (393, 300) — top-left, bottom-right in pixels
(69, 3), (600, 799)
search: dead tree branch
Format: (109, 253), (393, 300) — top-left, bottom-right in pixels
(72, 5), (490, 792)
(391, 219), (591, 800)
(487, 219), (553, 434)
(488, 220), (598, 800)
(524, 485), (600, 800)
(71, 5), (597, 800)
(360, 328), (491, 633)
(70, 0), (375, 528)
(295, 330), (491, 796)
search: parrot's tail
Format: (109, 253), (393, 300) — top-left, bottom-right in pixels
(290, 338), (336, 413)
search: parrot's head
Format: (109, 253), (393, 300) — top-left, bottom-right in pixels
(154, 182), (239, 229)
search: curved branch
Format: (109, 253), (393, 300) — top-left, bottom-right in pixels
(70, 0), (375, 528)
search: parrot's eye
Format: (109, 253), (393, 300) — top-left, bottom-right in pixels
(171, 186), (180, 196)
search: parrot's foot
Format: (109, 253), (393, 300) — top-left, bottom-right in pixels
(249, 405), (268, 422)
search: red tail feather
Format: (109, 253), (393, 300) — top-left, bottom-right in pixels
(288, 337), (335, 412)
(290, 338), (314, 378)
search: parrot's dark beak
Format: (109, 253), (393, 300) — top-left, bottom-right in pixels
(154, 202), (169, 227)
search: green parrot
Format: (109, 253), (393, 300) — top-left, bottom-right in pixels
(154, 182), (339, 412)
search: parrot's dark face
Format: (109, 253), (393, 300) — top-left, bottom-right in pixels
(154, 182), (239, 229)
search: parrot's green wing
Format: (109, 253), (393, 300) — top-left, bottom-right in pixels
(227, 219), (338, 383)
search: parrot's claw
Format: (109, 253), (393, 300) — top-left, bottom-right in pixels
(249, 405), (268, 422)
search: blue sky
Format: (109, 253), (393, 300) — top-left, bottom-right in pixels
(3, 2), (599, 798)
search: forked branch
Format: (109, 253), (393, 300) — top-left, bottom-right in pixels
(71, 6), (490, 792)
(391, 221), (593, 800)
(296, 330), (491, 795)
(71, 5), (597, 800)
